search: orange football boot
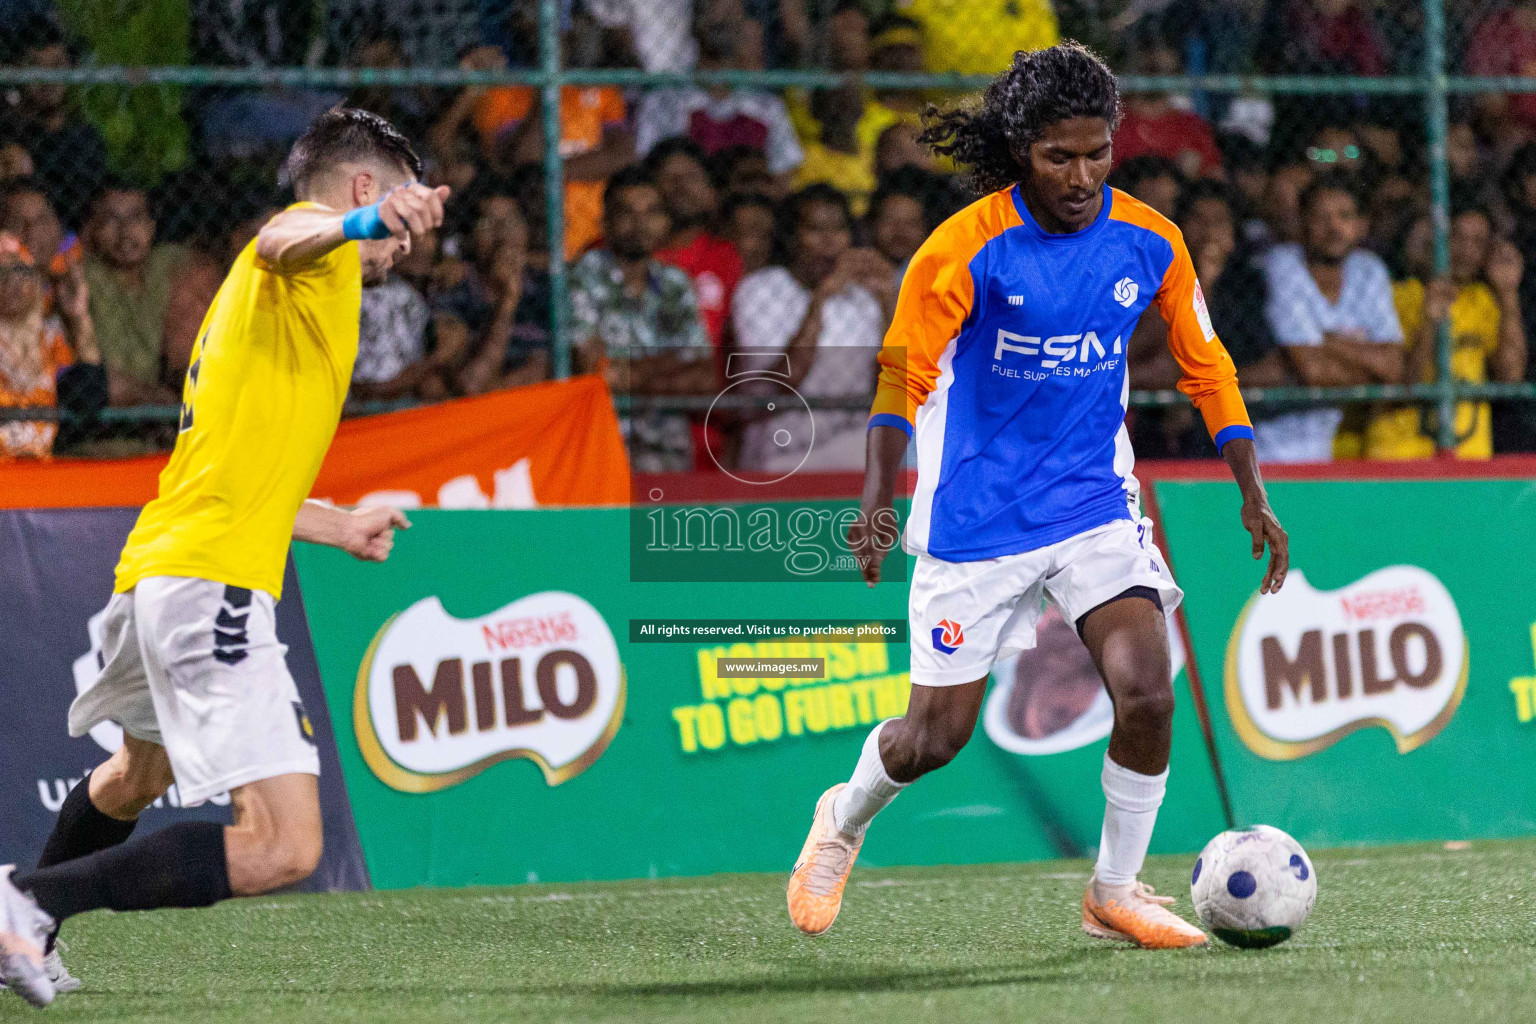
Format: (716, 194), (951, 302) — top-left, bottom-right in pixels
(787, 784), (864, 935)
(1081, 877), (1209, 949)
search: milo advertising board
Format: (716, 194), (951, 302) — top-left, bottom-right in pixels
(1155, 476), (1536, 846)
(294, 504), (1224, 890)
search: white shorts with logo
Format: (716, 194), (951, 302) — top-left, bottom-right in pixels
(909, 518), (1183, 687)
(68, 576), (320, 806)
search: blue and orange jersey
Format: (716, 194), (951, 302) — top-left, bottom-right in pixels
(869, 183), (1252, 562)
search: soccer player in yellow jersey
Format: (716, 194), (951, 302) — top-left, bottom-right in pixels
(0, 109), (449, 1008)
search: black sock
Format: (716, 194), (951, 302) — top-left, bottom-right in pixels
(34, 775), (140, 951)
(37, 774), (139, 869)
(14, 822), (231, 924)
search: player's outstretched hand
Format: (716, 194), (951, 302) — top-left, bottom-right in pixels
(1241, 499), (1288, 595)
(378, 183), (451, 241)
(342, 505), (412, 562)
(847, 503), (899, 587)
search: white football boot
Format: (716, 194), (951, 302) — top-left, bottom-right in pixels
(0, 865), (56, 1008)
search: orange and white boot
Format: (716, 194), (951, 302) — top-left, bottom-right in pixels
(787, 784), (864, 935)
(1082, 874), (1208, 949)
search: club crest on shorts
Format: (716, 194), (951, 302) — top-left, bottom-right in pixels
(932, 618), (965, 655)
(354, 591), (625, 792)
(292, 701), (317, 746)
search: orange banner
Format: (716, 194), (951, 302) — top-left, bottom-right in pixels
(0, 376), (629, 510)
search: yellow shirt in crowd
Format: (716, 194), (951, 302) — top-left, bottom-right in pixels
(1365, 278), (1502, 460)
(795, 143), (878, 215)
(897, 0), (1059, 75)
(786, 92), (906, 153)
(115, 205), (361, 599)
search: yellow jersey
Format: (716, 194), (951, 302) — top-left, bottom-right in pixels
(114, 205), (361, 599)
(794, 142), (877, 215)
(896, 0), (1059, 75)
(1365, 279), (1501, 460)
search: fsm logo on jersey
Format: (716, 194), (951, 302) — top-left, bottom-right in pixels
(1224, 566), (1467, 760)
(354, 592), (625, 792)
(993, 330), (1124, 369)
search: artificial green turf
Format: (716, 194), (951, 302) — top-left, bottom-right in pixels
(6, 839), (1535, 1024)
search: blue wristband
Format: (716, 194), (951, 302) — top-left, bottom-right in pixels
(1214, 423), (1255, 453)
(341, 203), (390, 241)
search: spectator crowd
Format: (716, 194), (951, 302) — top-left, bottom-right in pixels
(4, 0), (1536, 468)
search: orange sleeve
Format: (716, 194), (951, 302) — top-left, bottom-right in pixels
(868, 234), (975, 434)
(1157, 229), (1252, 449)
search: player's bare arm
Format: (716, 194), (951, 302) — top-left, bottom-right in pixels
(848, 424), (908, 586)
(293, 500), (411, 563)
(1222, 436), (1288, 594)
(254, 182), (450, 273)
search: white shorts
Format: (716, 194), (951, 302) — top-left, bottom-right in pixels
(68, 576), (320, 806)
(908, 518), (1183, 687)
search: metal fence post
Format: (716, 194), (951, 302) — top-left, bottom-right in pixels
(540, 0), (570, 378)
(1422, 0), (1456, 453)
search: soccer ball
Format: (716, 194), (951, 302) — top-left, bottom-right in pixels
(1190, 825), (1316, 948)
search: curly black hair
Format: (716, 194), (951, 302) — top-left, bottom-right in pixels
(919, 41), (1121, 197)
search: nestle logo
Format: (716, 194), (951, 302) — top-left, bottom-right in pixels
(1340, 587), (1426, 623)
(483, 612), (578, 652)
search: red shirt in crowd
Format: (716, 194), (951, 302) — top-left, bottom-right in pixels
(1113, 106), (1224, 177)
(1289, 0), (1386, 76)
(656, 232), (743, 350)
(1468, 9), (1536, 129)
(656, 231), (743, 472)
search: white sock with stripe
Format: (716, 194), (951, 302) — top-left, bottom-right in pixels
(831, 719), (908, 836)
(1094, 752), (1168, 888)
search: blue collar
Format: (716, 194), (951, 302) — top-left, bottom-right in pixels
(1010, 182), (1112, 243)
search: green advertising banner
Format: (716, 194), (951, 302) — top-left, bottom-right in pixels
(1155, 476), (1536, 848)
(293, 505), (1225, 890)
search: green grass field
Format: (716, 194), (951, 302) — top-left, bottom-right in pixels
(5, 839), (1534, 1024)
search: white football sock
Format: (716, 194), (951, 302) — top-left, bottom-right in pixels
(1094, 752), (1168, 888)
(831, 719), (909, 836)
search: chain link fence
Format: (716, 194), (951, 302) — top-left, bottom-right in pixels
(1, 0), (1535, 468)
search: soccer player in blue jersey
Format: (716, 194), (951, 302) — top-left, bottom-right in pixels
(787, 42), (1289, 948)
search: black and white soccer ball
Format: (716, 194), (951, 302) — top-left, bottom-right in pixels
(1190, 825), (1316, 948)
